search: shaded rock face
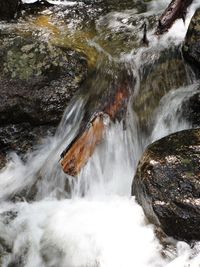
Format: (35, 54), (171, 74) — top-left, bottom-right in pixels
(0, 123), (56, 162)
(0, 28), (87, 170)
(181, 91), (200, 127)
(132, 128), (200, 241)
(0, 0), (19, 21)
(183, 8), (200, 71)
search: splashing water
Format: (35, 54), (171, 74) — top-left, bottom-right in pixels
(1, 1), (200, 267)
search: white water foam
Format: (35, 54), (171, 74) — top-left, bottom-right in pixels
(150, 83), (199, 143)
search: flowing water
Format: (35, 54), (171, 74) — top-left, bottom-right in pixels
(1, 0), (200, 266)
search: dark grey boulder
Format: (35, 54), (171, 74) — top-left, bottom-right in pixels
(132, 128), (200, 241)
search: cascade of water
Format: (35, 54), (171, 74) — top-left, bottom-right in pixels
(150, 83), (199, 143)
(1, 1), (200, 266)
(0, 75), (199, 267)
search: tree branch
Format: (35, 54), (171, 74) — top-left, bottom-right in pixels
(156, 0), (193, 35)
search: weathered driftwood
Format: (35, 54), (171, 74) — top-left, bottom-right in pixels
(156, 0), (193, 35)
(61, 68), (133, 176)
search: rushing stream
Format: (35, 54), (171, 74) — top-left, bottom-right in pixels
(1, 0), (200, 266)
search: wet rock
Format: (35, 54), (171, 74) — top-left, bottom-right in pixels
(181, 91), (200, 127)
(97, 0), (148, 13)
(132, 128), (200, 241)
(96, 11), (158, 57)
(0, 237), (11, 266)
(0, 22), (88, 170)
(0, 0), (19, 21)
(0, 123), (56, 170)
(0, 122), (56, 154)
(0, 35), (87, 126)
(0, 153), (7, 171)
(0, 210), (17, 266)
(54, 0), (148, 29)
(134, 46), (188, 132)
(183, 8), (200, 71)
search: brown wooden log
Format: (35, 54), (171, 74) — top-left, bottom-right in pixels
(156, 0), (193, 35)
(61, 67), (133, 176)
(61, 112), (106, 176)
(104, 83), (130, 120)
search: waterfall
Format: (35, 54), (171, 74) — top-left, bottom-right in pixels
(1, 1), (200, 266)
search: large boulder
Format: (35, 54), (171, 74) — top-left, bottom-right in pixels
(0, 22), (88, 170)
(0, 35), (87, 125)
(183, 8), (200, 70)
(132, 128), (200, 241)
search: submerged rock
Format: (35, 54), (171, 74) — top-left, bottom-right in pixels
(183, 8), (200, 71)
(132, 128), (200, 241)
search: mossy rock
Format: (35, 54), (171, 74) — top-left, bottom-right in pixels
(132, 128), (200, 241)
(0, 19), (88, 171)
(0, 33), (88, 126)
